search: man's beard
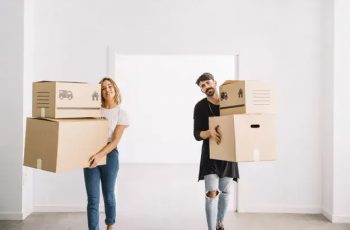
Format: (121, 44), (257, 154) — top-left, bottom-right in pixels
(205, 87), (215, 97)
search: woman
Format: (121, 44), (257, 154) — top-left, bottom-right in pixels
(84, 77), (129, 230)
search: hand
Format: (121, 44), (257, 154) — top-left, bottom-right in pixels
(210, 125), (221, 144)
(89, 153), (103, 168)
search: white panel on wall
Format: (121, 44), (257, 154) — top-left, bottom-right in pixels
(115, 55), (235, 163)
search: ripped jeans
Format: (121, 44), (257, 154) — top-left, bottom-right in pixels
(204, 174), (233, 230)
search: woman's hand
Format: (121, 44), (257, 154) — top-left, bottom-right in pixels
(89, 152), (103, 168)
(87, 125), (127, 168)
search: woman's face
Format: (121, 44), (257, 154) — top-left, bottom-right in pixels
(101, 80), (115, 102)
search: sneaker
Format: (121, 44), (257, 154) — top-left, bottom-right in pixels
(216, 225), (224, 230)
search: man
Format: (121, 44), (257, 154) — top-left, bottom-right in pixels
(193, 73), (239, 230)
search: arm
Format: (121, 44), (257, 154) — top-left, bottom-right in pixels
(89, 124), (127, 168)
(199, 126), (221, 144)
(193, 103), (221, 143)
(199, 130), (212, 140)
(194, 119), (212, 141)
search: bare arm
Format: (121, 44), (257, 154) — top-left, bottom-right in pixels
(199, 130), (211, 139)
(89, 124), (127, 167)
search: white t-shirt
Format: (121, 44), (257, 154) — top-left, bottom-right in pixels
(101, 106), (129, 142)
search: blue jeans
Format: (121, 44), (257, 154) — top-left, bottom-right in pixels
(84, 149), (119, 230)
(204, 174), (233, 230)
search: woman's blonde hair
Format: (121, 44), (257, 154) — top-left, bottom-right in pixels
(99, 77), (121, 106)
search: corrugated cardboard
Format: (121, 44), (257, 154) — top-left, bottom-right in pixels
(209, 114), (276, 162)
(219, 80), (276, 115)
(32, 81), (101, 118)
(24, 117), (108, 172)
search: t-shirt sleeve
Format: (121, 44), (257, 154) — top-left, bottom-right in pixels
(117, 109), (129, 127)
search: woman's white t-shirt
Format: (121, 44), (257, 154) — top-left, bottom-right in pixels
(101, 106), (129, 142)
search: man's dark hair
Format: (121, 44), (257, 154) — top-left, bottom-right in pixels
(195, 72), (214, 86)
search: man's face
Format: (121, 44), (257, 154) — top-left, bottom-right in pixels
(199, 79), (217, 97)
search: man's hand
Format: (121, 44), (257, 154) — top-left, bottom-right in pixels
(89, 153), (103, 168)
(210, 125), (221, 144)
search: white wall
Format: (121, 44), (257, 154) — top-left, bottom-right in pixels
(0, 0), (25, 220)
(332, 0), (350, 223)
(29, 0), (324, 216)
(115, 54), (236, 163)
(22, 0), (35, 219)
(320, 0), (334, 221)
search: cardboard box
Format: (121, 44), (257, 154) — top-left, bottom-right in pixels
(209, 114), (276, 162)
(219, 80), (276, 115)
(24, 118), (108, 172)
(32, 81), (101, 118)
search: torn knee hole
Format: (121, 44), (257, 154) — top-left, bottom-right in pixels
(206, 190), (219, 198)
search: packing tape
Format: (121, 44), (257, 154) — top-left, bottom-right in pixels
(253, 149), (260, 162)
(40, 108), (45, 117)
(36, 158), (42, 169)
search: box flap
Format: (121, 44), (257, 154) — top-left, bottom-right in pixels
(34, 81), (88, 84)
(28, 117), (58, 122)
(28, 117), (106, 123)
(221, 80), (241, 85)
(55, 118), (106, 122)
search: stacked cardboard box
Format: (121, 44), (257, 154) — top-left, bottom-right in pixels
(209, 80), (277, 162)
(24, 81), (108, 172)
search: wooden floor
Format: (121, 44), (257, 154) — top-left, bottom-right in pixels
(1, 211), (350, 230)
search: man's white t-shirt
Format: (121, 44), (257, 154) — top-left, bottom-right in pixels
(101, 106), (129, 142)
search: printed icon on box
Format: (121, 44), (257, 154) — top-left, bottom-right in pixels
(238, 89), (243, 98)
(92, 92), (99, 101)
(220, 92), (228, 101)
(59, 90), (73, 100)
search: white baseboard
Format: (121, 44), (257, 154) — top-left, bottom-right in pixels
(331, 215), (350, 223)
(238, 205), (322, 214)
(33, 205), (104, 213)
(0, 212), (28, 220)
(322, 210), (350, 223)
